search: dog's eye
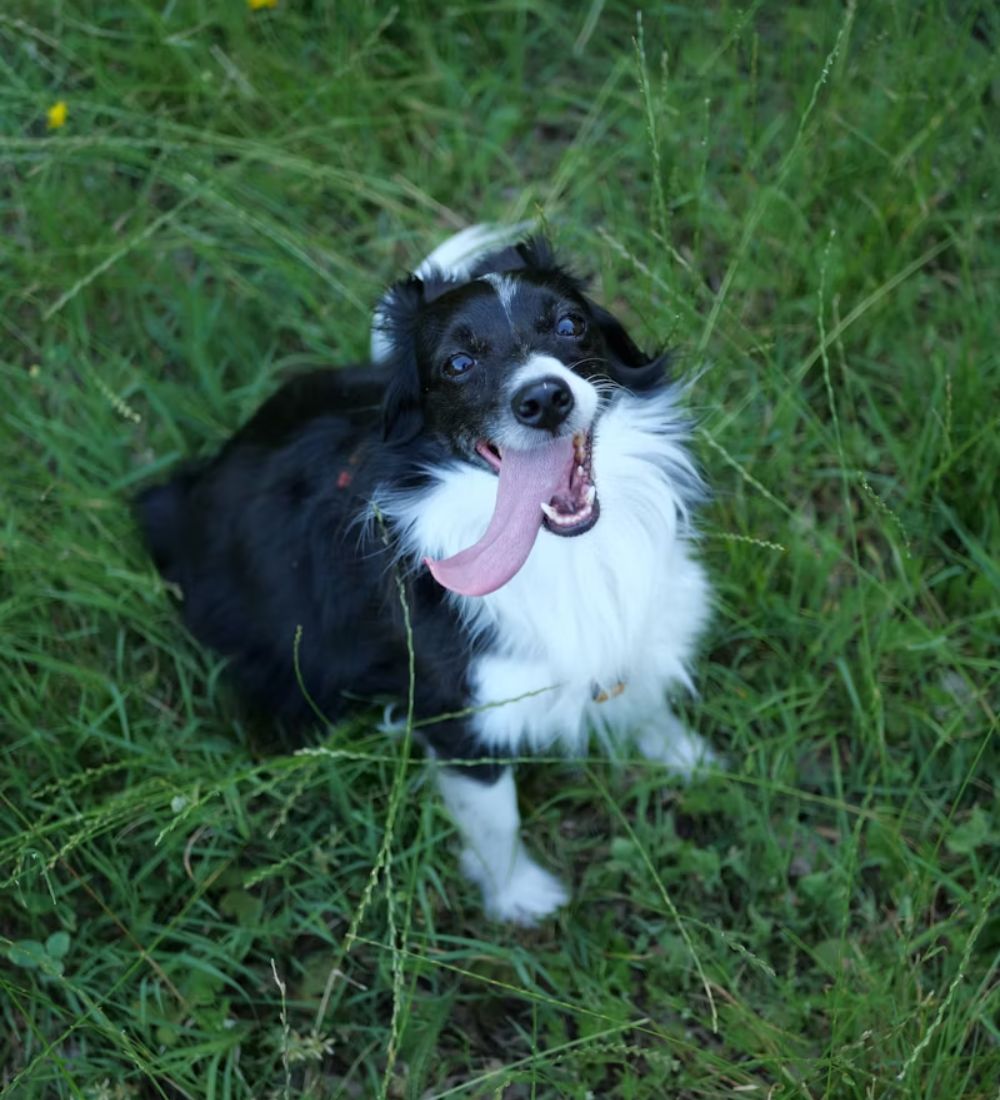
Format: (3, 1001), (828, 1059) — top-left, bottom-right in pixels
(556, 313), (586, 338)
(442, 353), (476, 379)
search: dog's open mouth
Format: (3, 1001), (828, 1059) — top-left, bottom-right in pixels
(424, 429), (600, 597)
(476, 431), (599, 537)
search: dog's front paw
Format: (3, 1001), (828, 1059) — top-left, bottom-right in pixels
(637, 716), (720, 780)
(459, 848), (568, 927)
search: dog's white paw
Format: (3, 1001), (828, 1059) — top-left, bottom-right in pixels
(459, 848), (568, 927)
(637, 717), (719, 781)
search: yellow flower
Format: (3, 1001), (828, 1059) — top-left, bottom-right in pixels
(248, 0), (277, 9)
(46, 100), (67, 129)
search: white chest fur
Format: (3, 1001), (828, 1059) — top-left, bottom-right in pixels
(381, 389), (710, 755)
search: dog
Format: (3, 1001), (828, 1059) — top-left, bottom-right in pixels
(137, 226), (713, 925)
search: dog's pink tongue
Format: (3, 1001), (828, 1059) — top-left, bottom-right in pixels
(425, 437), (574, 597)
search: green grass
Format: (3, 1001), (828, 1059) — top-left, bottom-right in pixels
(1, 1), (998, 1096)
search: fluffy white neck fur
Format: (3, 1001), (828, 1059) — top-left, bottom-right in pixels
(378, 387), (709, 756)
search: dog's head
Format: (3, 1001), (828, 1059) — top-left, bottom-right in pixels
(375, 236), (669, 595)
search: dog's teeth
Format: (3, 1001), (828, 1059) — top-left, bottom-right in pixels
(576, 465), (586, 481)
(542, 494), (596, 528)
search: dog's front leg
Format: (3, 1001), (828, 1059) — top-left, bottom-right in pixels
(436, 766), (567, 925)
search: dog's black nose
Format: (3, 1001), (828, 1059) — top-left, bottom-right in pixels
(511, 376), (574, 432)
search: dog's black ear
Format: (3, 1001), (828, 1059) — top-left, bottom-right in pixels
(515, 235), (560, 272)
(463, 234), (591, 298)
(377, 276), (425, 443)
(512, 236), (590, 294)
(588, 301), (670, 391)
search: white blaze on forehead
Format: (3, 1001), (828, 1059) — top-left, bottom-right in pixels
(480, 272), (518, 326)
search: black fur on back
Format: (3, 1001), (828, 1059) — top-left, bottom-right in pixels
(135, 367), (488, 766)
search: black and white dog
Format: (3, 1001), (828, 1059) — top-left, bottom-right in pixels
(138, 226), (712, 924)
